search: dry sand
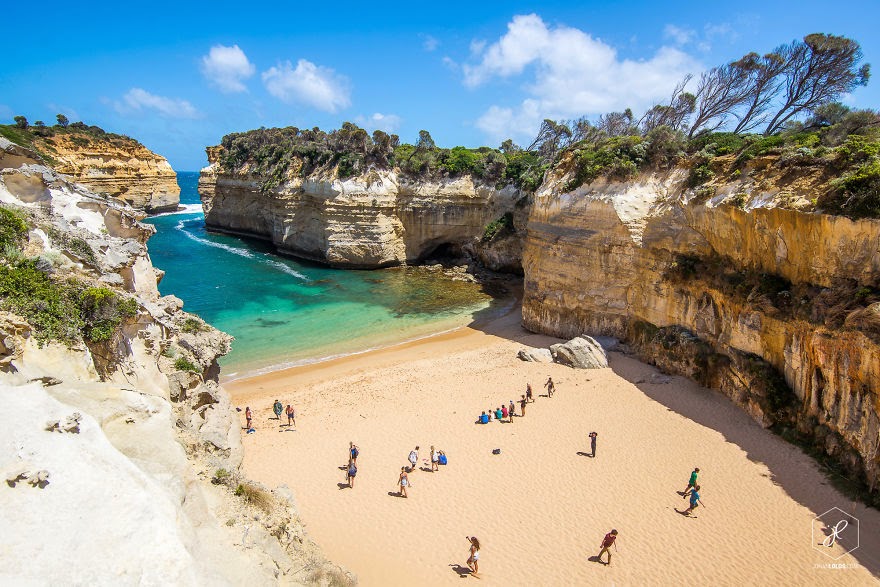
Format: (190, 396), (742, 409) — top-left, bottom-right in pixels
(227, 308), (880, 586)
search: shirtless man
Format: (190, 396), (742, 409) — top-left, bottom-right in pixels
(544, 376), (555, 397)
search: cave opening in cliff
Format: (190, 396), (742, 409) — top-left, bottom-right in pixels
(418, 242), (467, 266)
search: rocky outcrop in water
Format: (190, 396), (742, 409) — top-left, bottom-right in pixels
(522, 157), (880, 494)
(199, 146), (524, 269)
(28, 129), (180, 213)
(0, 139), (350, 584)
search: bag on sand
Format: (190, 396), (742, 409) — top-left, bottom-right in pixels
(492, 448), (501, 455)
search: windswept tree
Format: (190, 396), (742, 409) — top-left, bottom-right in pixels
(13, 116), (28, 129)
(568, 117), (604, 144)
(763, 34), (870, 135)
(731, 51), (787, 133)
(687, 65), (751, 137)
(528, 119), (572, 161)
(56, 114), (69, 127)
(641, 77), (696, 135)
(597, 109), (636, 137)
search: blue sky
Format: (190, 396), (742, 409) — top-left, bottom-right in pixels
(3, 0), (878, 170)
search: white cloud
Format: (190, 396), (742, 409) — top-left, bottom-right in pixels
(664, 25), (696, 46)
(200, 44), (255, 93)
(115, 88), (200, 118)
(355, 112), (402, 133)
(262, 59), (351, 113)
(422, 34), (440, 52)
(464, 14), (700, 142)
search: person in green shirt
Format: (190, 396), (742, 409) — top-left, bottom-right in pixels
(681, 467), (699, 496)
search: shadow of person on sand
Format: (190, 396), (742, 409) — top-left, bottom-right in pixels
(449, 563), (472, 578)
(587, 555), (607, 565)
(419, 466), (433, 472)
(609, 352), (880, 576)
(388, 491), (405, 498)
(337, 482), (351, 490)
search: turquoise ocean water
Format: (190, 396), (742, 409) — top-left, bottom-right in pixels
(143, 172), (502, 378)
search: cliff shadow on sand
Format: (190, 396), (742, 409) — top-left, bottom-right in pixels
(609, 352), (880, 577)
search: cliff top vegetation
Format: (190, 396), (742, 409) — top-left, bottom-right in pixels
(533, 33), (880, 219)
(217, 123), (545, 193)
(1, 115), (143, 166)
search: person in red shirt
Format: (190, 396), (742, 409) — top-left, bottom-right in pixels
(597, 529), (618, 566)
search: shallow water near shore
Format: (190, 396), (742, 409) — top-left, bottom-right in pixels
(143, 172), (504, 377)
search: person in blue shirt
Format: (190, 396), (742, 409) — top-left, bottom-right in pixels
(682, 485), (704, 515)
(479, 411), (489, 424)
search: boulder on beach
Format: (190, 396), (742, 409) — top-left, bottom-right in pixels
(550, 336), (608, 369)
(517, 348), (553, 362)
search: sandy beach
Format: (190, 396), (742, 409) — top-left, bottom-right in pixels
(227, 307), (880, 586)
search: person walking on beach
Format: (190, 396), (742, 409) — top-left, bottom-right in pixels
(681, 467), (699, 495)
(466, 536), (481, 575)
(398, 466), (409, 498)
(526, 383), (534, 403)
(589, 431), (598, 457)
(682, 485), (704, 515)
(520, 395), (527, 417)
(597, 529), (618, 566)
(272, 399), (283, 420)
(347, 458), (357, 488)
(545, 376), (555, 397)
(408, 446), (419, 472)
(245, 406), (252, 430)
(509, 400), (516, 421)
(431, 446), (439, 472)
(349, 442), (359, 465)
(285, 404), (296, 428)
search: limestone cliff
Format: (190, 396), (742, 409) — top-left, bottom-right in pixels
(200, 146), (524, 269)
(0, 139), (351, 584)
(8, 125), (180, 213)
(522, 157), (880, 496)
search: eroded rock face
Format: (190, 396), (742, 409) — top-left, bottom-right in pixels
(522, 166), (880, 491)
(200, 149), (523, 269)
(27, 133), (180, 213)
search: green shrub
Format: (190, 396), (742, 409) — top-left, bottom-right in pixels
(174, 357), (200, 373)
(0, 207), (29, 252)
(565, 136), (645, 191)
(825, 160), (880, 219)
(80, 287), (138, 343)
(482, 213), (513, 241)
(181, 317), (207, 333)
(686, 132), (752, 156)
(0, 260), (84, 344)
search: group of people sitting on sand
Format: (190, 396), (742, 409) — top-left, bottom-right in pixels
(477, 377), (557, 424)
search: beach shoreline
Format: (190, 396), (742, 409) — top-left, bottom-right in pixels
(225, 304), (880, 586)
